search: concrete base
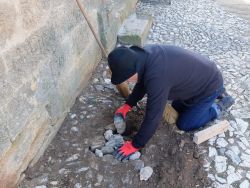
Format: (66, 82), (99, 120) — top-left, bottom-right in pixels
(118, 14), (153, 46)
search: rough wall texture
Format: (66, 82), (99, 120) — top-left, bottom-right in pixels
(0, 0), (137, 187)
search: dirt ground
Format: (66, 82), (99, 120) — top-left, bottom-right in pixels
(20, 60), (209, 188)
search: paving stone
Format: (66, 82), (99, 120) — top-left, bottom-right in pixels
(215, 174), (227, 184)
(226, 165), (235, 175)
(228, 138), (234, 144)
(118, 14), (153, 46)
(246, 172), (250, 180)
(227, 172), (242, 185)
(215, 156), (227, 173)
(239, 180), (249, 188)
(216, 138), (229, 148)
(235, 119), (249, 133)
(225, 150), (241, 165)
(230, 146), (240, 155)
(209, 147), (217, 157)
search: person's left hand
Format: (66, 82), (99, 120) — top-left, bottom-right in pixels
(113, 141), (139, 161)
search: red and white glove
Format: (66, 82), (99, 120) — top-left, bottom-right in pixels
(115, 104), (132, 119)
(113, 141), (139, 161)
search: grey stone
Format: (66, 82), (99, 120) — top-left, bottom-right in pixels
(240, 180), (250, 188)
(225, 150), (241, 165)
(101, 146), (114, 155)
(216, 138), (229, 148)
(89, 138), (105, 152)
(227, 172), (242, 185)
(214, 156), (227, 173)
(70, 127), (79, 132)
(114, 115), (126, 134)
(74, 183), (82, 188)
(95, 149), (103, 157)
(105, 134), (124, 148)
(76, 167), (89, 173)
(35, 186), (47, 188)
(129, 151), (141, 160)
(104, 130), (113, 141)
(140, 166), (153, 181)
(118, 14), (153, 46)
(65, 154), (80, 162)
(131, 160), (144, 171)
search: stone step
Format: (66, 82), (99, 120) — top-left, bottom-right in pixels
(117, 14), (153, 46)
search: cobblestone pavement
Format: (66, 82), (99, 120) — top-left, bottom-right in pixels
(137, 0), (250, 187)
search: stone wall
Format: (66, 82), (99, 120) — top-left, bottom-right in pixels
(0, 0), (137, 187)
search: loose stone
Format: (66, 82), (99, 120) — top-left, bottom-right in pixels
(129, 151), (141, 160)
(214, 156), (227, 173)
(104, 130), (113, 141)
(95, 149), (103, 157)
(140, 166), (153, 181)
(239, 180), (250, 188)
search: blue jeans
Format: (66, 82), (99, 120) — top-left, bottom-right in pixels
(172, 87), (224, 131)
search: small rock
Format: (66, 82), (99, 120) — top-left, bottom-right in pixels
(104, 78), (111, 84)
(105, 134), (124, 148)
(102, 154), (119, 165)
(216, 138), (228, 147)
(114, 115), (126, 134)
(50, 181), (58, 185)
(95, 149), (103, 157)
(235, 118), (248, 133)
(227, 172), (242, 185)
(89, 138), (105, 151)
(240, 180), (249, 188)
(140, 166), (153, 181)
(101, 146), (114, 155)
(104, 130), (113, 141)
(215, 174), (227, 184)
(230, 146), (240, 155)
(74, 183), (82, 188)
(66, 154), (80, 162)
(227, 165), (235, 175)
(225, 150), (241, 165)
(214, 156), (227, 173)
(131, 160), (144, 171)
(95, 85), (104, 91)
(228, 138), (234, 144)
(239, 137), (249, 147)
(70, 114), (77, 119)
(71, 120), (78, 125)
(129, 151), (141, 160)
(208, 147), (217, 157)
(70, 126), (79, 132)
(246, 172), (250, 180)
(76, 167), (89, 173)
(35, 186), (47, 188)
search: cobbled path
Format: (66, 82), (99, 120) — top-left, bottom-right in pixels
(136, 0), (250, 187)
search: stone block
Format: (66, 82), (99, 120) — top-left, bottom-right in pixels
(0, 1), (16, 48)
(98, 0), (138, 52)
(0, 108), (50, 188)
(0, 110), (11, 159)
(118, 14), (152, 46)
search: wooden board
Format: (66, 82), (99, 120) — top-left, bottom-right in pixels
(193, 120), (229, 144)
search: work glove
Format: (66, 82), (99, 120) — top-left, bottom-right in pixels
(115, 104), (132, 119)
(113, 141), (139, 161)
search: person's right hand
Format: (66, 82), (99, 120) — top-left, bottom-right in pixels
(115, 104), (132, 119)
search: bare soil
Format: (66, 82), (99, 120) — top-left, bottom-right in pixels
(20, 60), (209, 188)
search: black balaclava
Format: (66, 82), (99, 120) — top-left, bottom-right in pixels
(108, 46), (146, 85)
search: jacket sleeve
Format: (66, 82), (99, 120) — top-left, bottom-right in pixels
(125, 82), (146, 107)
(132, 80), (168, 148)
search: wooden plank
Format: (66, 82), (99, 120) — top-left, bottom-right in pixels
(163, 104), (179, 125)
(193, 120), (229, 144)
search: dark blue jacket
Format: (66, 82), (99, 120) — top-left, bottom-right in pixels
(126, 45), (223, 148)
